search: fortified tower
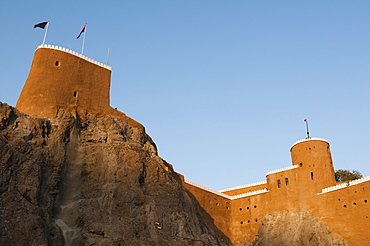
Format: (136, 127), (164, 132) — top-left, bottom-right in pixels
(16, 45), (143, 129)
(290, 137), (336, 194)
(17, 45), (112, 118)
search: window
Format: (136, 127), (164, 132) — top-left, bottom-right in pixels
(311, 172), (314, 180)
(285, 178), (289, 186)
(277, 180), (281, 188)
(73, 91), (77, 97)
(55, 61), (60, 66)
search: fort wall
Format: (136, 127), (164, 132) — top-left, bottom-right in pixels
(315, 180), (370, 245)
(184, 138), (370, 245)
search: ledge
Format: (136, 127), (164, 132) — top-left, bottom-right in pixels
(318, 176), (370, 195)
(36, 44), (111, 70)
(185, 179), (270, 200)
(218, 181), (267, 193)
(266, 164), (299, 176)
(185, 179), (230, 199)
(290, 137), (329, 150)
(229, 188), (269, 200)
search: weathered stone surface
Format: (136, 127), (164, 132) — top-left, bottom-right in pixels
(1, 101), (351, 246)
(249, 210), (347, 246)
(0, 102), (222, 246)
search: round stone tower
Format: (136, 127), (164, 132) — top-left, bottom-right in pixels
(16, 45), (112, 118)
(290, 137), (336, 195)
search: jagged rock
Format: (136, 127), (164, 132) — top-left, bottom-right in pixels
(249, 210), (347, 246)
(0, 102), (223, 246)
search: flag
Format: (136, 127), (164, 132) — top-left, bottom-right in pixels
(34, 21), (48, 29)
(77, 25), (86, 39)
(304, 119), (308, 122)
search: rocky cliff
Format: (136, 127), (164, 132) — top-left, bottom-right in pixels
(0, 102), (223, 245)
(0, 101), (351, 246)
(250, 210), (346, 246)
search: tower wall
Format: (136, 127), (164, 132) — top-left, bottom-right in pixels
(290, 138), (336, 197)
(16, 46), (112, 118)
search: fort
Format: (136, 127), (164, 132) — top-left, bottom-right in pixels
(16, 45), (370, 245)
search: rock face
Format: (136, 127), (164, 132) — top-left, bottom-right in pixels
(0, 101), (351, 246)
(0, 102), (223, 245)
(250, 210), (347, 246)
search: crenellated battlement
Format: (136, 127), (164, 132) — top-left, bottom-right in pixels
(218, 180), (267, 193)
(266, 164), (299, 176)
(184, 179), (230, 199)
(290, 137), (328, 150)
(319, 176), (370, 194)
(185, 180), (269, 200)
(37, 44), (111, 70)
(229, 188), (269, 199)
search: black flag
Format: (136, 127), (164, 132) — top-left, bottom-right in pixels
(34, 21), (48, 29)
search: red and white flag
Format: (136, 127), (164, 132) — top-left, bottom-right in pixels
(77, 25), (86, 39)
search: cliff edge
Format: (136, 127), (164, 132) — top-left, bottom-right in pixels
(0, 102), (223, 245)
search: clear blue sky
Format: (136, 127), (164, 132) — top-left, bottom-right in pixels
(1, 1), (370, 190)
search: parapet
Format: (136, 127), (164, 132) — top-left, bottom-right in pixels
(265, 164), (299, 176)
(184, 179), (269, 200)
(218, 180), (267, 193)
(290, 137), (329, 151)
(36, 44), (111, 70)
(319, 176), (370, 194)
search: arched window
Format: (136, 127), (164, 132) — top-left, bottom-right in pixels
(311, 172), (314, 180)
(285, 178), (289, 186)
(277, 180), (281, 188)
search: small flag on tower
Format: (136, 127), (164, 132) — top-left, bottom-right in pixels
(304, 119), (308, 122)
(34, 21), (49, 45)
(34, 21), (48, 29)
(77, 25), (86, 39)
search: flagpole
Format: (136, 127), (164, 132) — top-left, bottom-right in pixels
(106, 48), (110, 65)
(42, 22), (49, 45)
(81, 24), (87, 54)
(304, 119), (310, 139)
